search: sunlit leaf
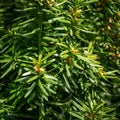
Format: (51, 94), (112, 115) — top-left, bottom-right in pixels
(69, 111), (84, 120)
(38, 80), (48, 97)
(0, 62), (15, 79)
(25, 82), (36, 98)
(27, 75), (39, 83)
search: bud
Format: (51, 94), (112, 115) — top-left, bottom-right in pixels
(33, 65), (45, 73)
(117, 54), (120, 58)
(107, 25), (111, 30)
(39, 68), (45, 73)
(71, 49), (79, 54)
(109, 18), (113, 23)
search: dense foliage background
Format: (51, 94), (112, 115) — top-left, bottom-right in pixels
(0, 0), (120, 120)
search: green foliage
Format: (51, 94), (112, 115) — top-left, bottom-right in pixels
(0, 0), (120, 120)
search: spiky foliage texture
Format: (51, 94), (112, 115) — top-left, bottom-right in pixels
(0, 0), (120, 120)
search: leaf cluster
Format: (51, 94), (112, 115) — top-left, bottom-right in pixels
(0, 0), (120, 120)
